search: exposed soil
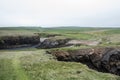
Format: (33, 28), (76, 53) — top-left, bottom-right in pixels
(0, 35), (71, 49)
(47, 47), (120, 76)
(0, 36), (40, 49)
(66, 40), (101, 46)
(0, 35), (101, 49)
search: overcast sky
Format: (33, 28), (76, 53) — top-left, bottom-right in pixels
(0, 0), (120, 27)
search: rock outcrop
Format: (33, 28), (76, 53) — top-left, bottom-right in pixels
(0, 35), (71, 49)
(47, 47), (120, 76)
(37, 38), (70, 49)
(0, 36), (40, 49)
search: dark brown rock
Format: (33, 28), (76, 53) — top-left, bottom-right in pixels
(0, 36), (40, 49)
(47, 47), (120, 76)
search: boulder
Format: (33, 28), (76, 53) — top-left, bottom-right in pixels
(101, 48), (120, 75)
(37, 38), (70, 49)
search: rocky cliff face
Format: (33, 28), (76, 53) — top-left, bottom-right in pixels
(0, 35), (71, 49)
(0, 36), (40, 49)
(37, 38), (70, 49)
(47, 47), (120, 76)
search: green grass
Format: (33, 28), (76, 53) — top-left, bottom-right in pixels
(21, 61), (119, 80)
(63, 33), (95, 40)
(43, 27), (110, 33)
(12, 55), (29, 80)
(104, 29), (120, 34)
(0, 59), (17, 80)
(0, 27), (42, 37)
(0, 49), (119, 80)
(0, 27), (119, 41)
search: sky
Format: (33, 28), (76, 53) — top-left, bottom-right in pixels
(0, 0), (120, 27)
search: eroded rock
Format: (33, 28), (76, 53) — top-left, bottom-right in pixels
(37, 38), (70, 49)
(0, 36), (40, 49)
(47, 47), (120, 75)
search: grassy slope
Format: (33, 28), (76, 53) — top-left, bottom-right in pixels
(0, 49), (119, 80)
(0, 27), (42, 37)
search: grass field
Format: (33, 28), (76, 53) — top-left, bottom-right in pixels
(0, 49), (120, 80)
(0, 27), (120, 80)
